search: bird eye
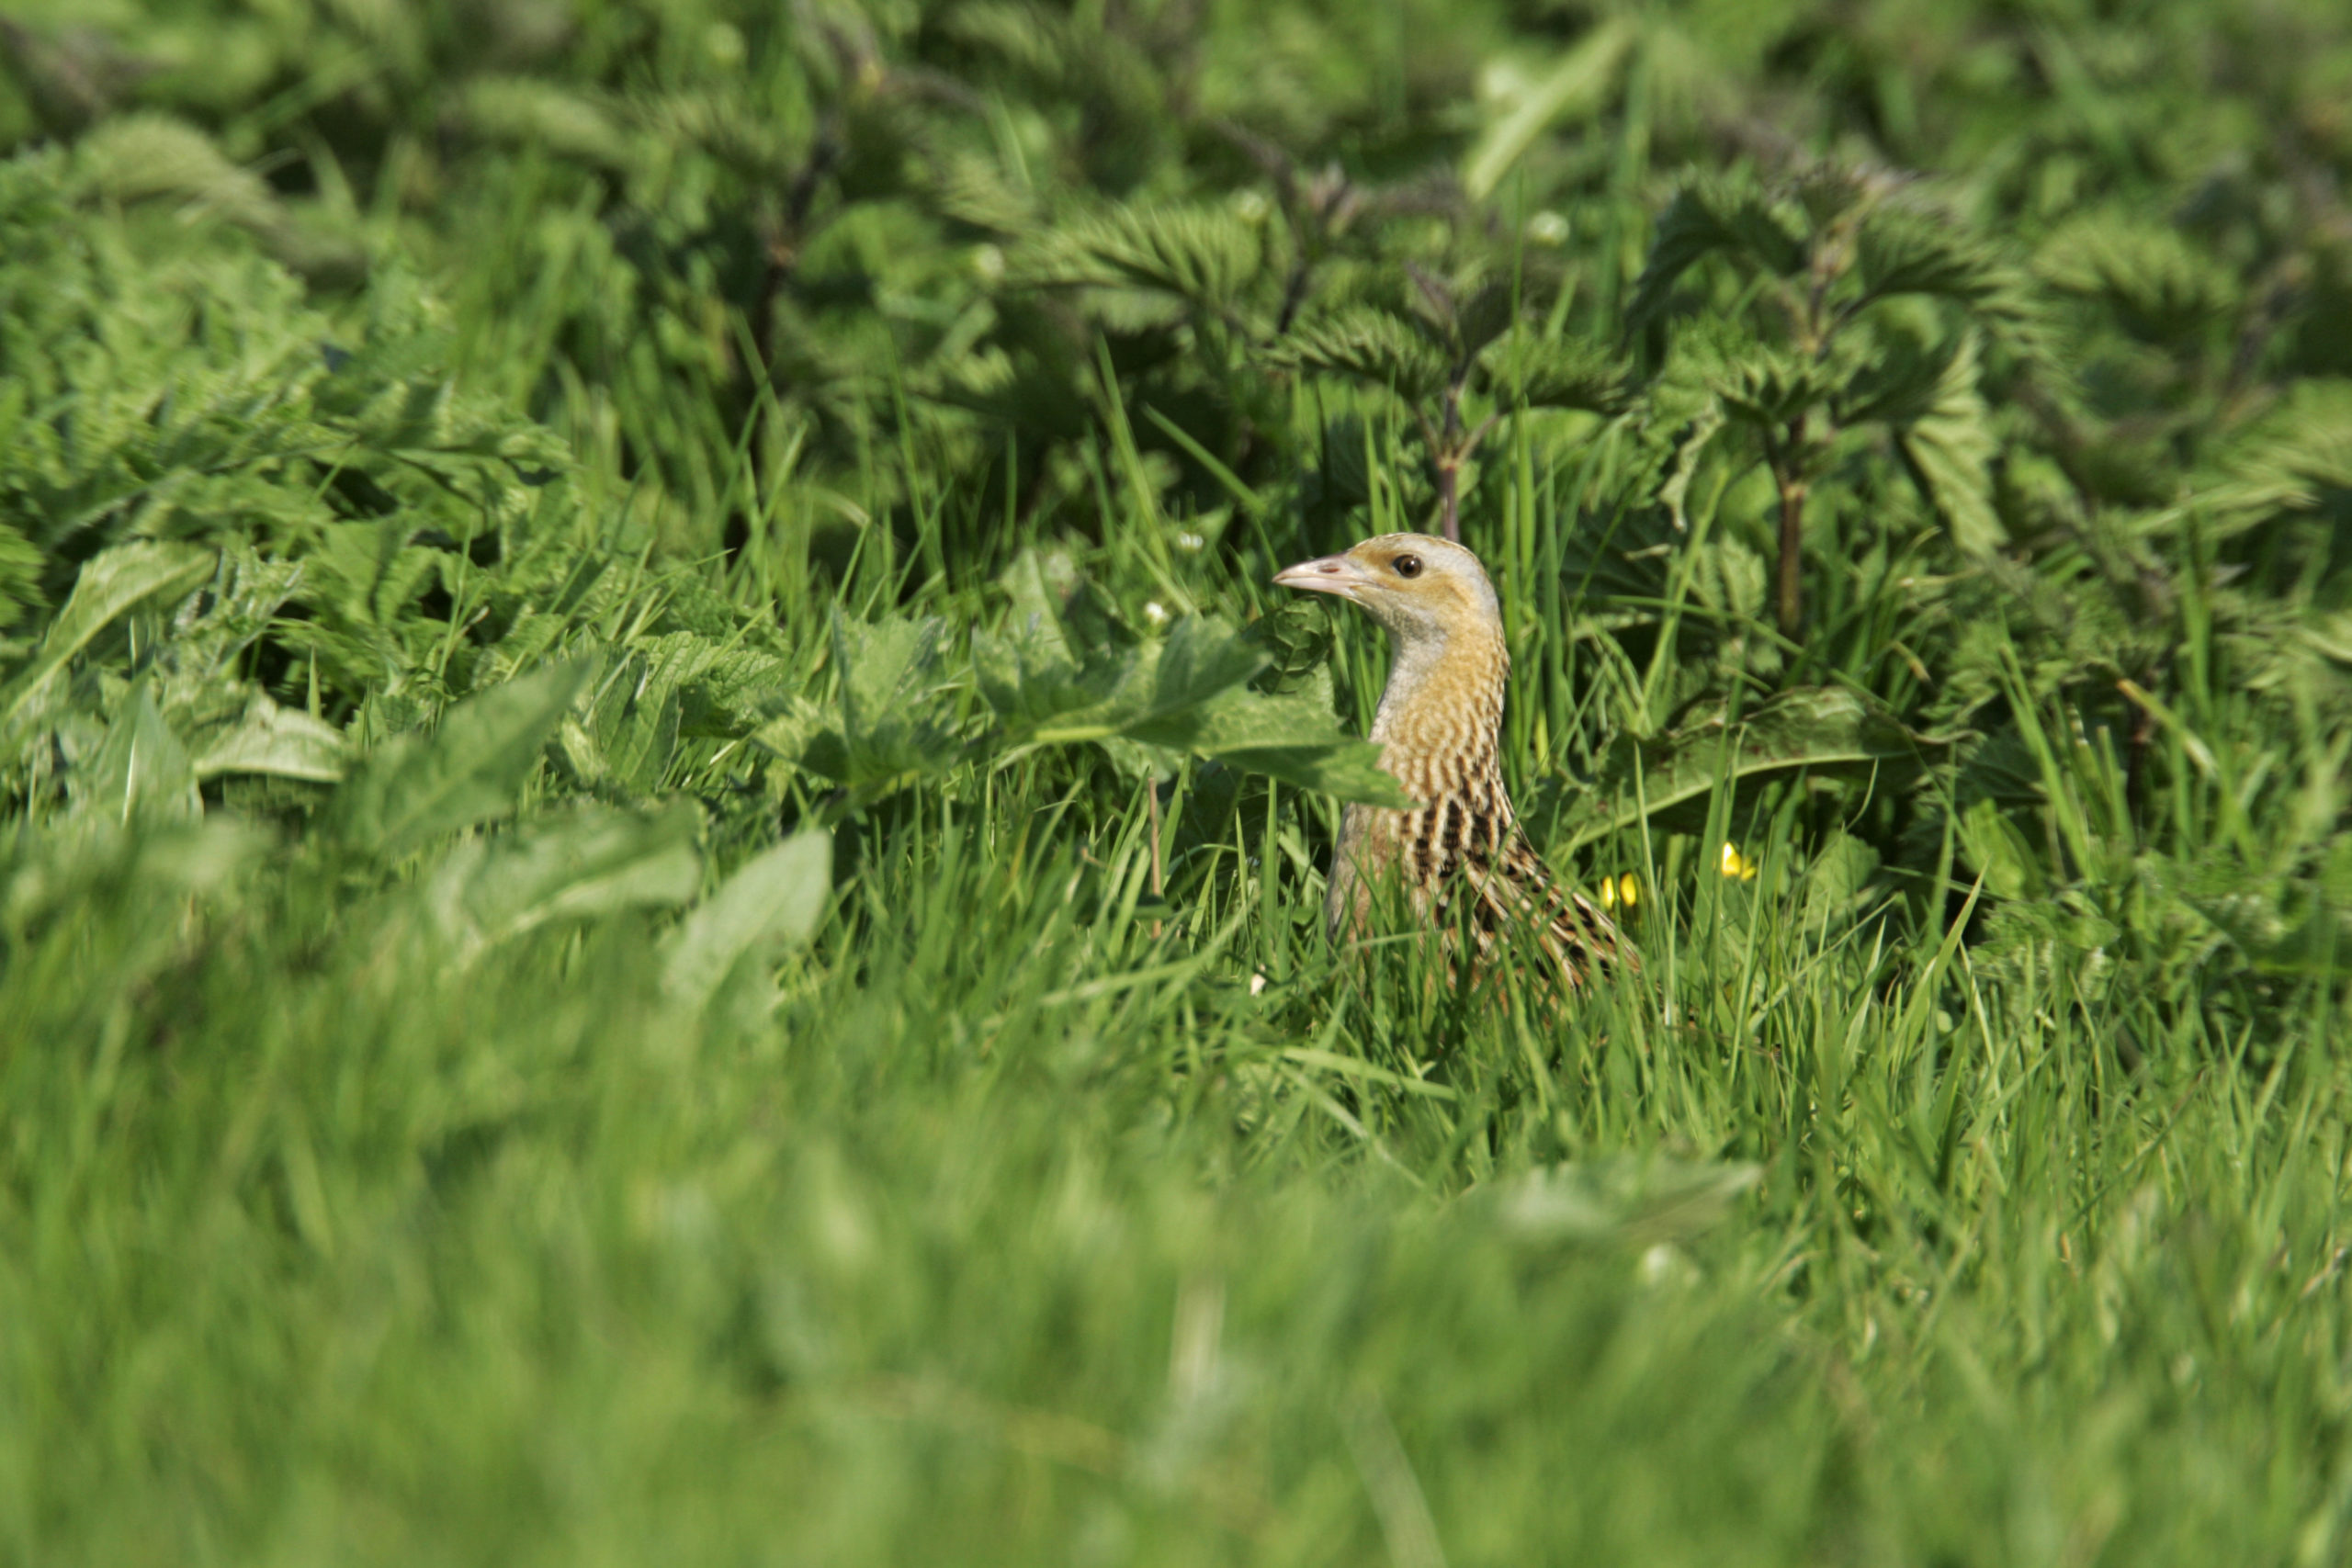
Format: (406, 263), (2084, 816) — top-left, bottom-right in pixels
(1392, 554), (1423, 579)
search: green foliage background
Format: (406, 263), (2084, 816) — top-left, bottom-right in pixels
(6, 0), (2352, 1561)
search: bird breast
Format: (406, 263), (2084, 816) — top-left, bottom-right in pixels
(1325, 637), (1514, 938)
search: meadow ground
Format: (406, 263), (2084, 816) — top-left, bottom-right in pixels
(4, 1), (2352, 1562)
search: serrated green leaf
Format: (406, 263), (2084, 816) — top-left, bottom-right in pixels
(1454, 281), (1519, 363)
(975, 602), (1407, 803)
(1709, 340), (1832, 429)
(830, 611), (964, 786)
(1017, 205), (1265, 309)
(333, 661), (592, 860)
(1476, 327), (1627, 412)
(1629, 176), (1808, 329)
(1854, 206), (2011, 309)
(752, 615), (962, 798)
(1891, 333), (2006, 556)
(564, 655), (683, 797)
(2218, 378), (2352, 505)
(1, 540), (214, 745)
(191, 692), (346, 783)
(1275, 306), (1448, 405)
(997, 616), (1263, 748)
(2038, 215), (2239, 344)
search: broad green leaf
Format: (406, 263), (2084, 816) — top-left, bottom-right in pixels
(333, 661), (592, 860)
(73, 685), (200, 826)
(1125, 618), (1271, 738)
(1184, 688), (1411, 807)
(747, 694), (833, 770)
(565, 653), (684, 796)
(983, 616), (1260, 748)
(1575, 687), (1952, 847)
(639, 632), (793, 738)
(427, 800), (703, 957)
(1, 541), (214, 743)
(975, 601), (1408, 803)
(830, 612), (964, 786)
(756, 615), (961, 798)
(1957, 798), (2049, 904)
(1001, 547), (1088, 671)
(191, 692), (347, 783)
(662, 829), (833, 1010)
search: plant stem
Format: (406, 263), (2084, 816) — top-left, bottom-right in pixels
(1145, 779), (1165, 937)
(1769, 414), (1808, 644)
(1146, 781), (1165, 898)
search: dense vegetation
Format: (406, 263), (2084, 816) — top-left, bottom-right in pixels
(6, 0), (2352, 1560)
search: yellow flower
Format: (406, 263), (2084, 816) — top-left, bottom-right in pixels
(1598, 873), (1640, 910)
(1720, 841), (1759, 882)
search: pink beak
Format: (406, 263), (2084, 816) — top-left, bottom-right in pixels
(1272, 553), (1373, 599)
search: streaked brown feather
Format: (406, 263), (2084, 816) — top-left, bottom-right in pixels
(1278, 531), (1632, 993)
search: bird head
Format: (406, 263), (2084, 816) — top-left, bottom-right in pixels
(1272, 533), (1502, 649)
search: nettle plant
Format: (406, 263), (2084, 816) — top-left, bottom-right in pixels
(1627, 168), (2040, 642)
(1272, 264), (1629, 541)
(997, 160), (1512, 521)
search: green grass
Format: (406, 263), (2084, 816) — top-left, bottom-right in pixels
(4, 0), (2352, 1562)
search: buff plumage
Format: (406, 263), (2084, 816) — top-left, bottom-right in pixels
(1273, 532), (1630, 990)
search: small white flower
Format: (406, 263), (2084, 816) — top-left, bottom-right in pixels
(1176, 531), (1204, 551)
(1143, 601), (1170, 627)
(1527, 210), (1570, 246)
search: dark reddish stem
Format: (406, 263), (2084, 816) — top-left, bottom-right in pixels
(1768, 414), (1809, 644)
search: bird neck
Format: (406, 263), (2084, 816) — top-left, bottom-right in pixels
(1368, 620), (1511, 800)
